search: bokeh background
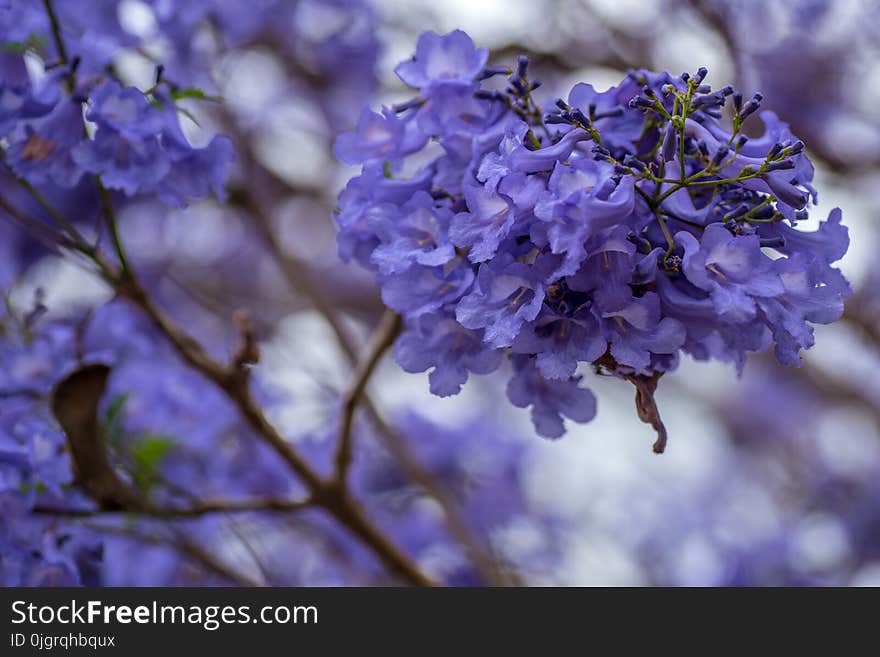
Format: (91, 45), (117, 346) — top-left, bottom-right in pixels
(3, 0), (880, 586)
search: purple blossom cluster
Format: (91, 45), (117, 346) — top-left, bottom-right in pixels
(1, 54), (232, 206)
(334, 30), (851, 442)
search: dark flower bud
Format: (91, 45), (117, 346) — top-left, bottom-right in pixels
(785, 140), (805, 155)
(570, 108), (590, 126)
(711, 145), (729, 167)
(516, 55), (529, 79)
(544, 113), (569, 125)
(732, 92), (743, 112)
(594, 106), (624, 120)
(628, 96), (654, 110)
(738, 100), (760, 120)
(766, 159), (795, 171)
(623, 154), (647, 171)
(725, 204), (750, 220)
(478, 66), (510, 80)
(474, 90), (506, 103)
(767, 142), (784, 159)
(695, 66), (708, 83)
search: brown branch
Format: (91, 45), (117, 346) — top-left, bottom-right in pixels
(333, 310), (401, 479)
(118, 280), (433, 585)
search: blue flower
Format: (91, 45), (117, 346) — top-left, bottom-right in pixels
(395, 30), (488, 90)
(395, 313), (502, 396)
(679, 225), (785, 323)
(7, 99), (84, 188)
(506, 356), (597, 439)
(370, 191), (456, 275)
(456, 253), (550, 348)
(512, 307), (606, 380)
(334, 107), (426, 165)
(450, 183), (516, 263)
(381, 259), (474, 318)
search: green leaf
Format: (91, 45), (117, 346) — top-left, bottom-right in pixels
(170, 87), (222, 103)
(18, 481), (48, 494)
(128, 433), (176, 493)
(1, 34), (48, 55)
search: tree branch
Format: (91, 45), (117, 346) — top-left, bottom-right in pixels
(333, 310), (401, 479)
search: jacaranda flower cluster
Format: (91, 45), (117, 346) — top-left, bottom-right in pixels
(334, 30), (851, 446)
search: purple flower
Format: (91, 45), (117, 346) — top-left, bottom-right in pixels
(679, 225), (785, 323)
(0, 53), (58, 136)
(381, 260), (474, 318)
(600, 294), (686, 372)
(7, 99), (85, 188)
(395, 313), (503, 396)
(450, 183), (516, 262)
(506, 356), (597, 439)
(512, 307), (606, 380)
(395, 30), (488, 90)
(370, 191), (456, 275)
(456, 253), (550, 348)
(334, 107), (426, 165)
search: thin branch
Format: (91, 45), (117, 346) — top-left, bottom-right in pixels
(117, 279), (433, 583)
(333, 310), (401, 479)
(42, 0), (69, 64)
(97, 180), (133, 279)
(0, 192), (67, 254)
(33, 496), (314, 518)
(83, 522), (263, 587)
